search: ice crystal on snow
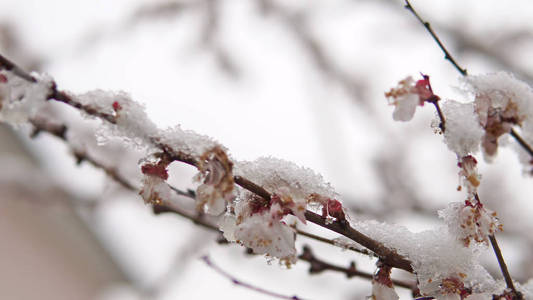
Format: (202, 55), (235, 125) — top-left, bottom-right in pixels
(159, 125), (226, 159)
(235, 156), (337, 202)
(76, 90), (159, 148)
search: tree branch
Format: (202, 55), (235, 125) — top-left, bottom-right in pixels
(404, 0), (467, 76)
(1, 52), (414, 274)
(510, 128), (533, 158)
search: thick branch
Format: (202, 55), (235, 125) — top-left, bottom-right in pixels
(304, 211), (412, 272)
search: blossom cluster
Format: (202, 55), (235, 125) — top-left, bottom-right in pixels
(221, 157), (345, 264)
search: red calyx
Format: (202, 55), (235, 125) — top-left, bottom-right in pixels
(112, 101), (122, 112)
(141, 162), (169, 180)
(322, 199), (346, 221)
(415, 74), (440, 104)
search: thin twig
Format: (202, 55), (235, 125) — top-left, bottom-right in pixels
(0, 53), (37, 82)
(510, 128), (533, 158)
(404, 0), (467, 76)
(430, 100), (446, 133)
(295, 229), (373, 257)
(201, 255), (306, 300)
(474, 193), (521, 298)
(298, 245), (416, 291)
(488, 235), (519, 296)
(404, 1), (533, 160)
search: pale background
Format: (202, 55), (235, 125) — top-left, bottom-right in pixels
(1, 0), (533, 299)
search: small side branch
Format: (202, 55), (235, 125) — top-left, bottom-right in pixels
(404, 0), (467, 76)
(298, 246), (416, 291)
(510, 128), (533, 158)
(471, 193), (521, 299)
(0, 53), (37, 82)
(304, 210), (413, 273)
(201, 255), (305, 300)
(295, 229), (373, 257)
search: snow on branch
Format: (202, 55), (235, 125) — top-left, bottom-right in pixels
(0, 54), (412, 269)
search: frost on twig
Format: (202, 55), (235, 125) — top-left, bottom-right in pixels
(0, 70), (52, 124)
